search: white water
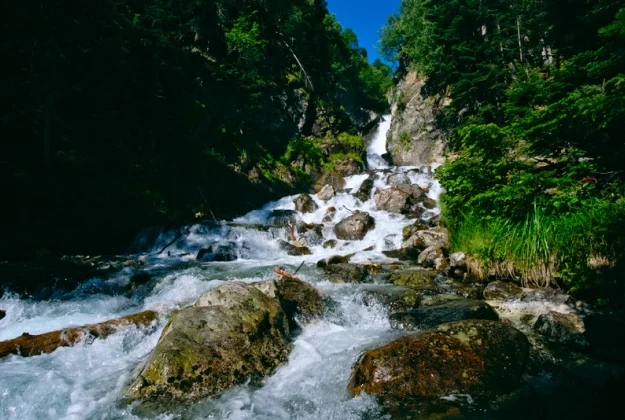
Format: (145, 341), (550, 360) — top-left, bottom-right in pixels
(0, 115), (442, 419)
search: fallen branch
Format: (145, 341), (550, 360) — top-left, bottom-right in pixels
(273, 267), (302, 281)
(0, 310), (159, 359)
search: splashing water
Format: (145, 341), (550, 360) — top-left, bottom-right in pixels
(0, 116), (444, 419)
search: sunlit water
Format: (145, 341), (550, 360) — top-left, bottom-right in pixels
(1, 115), (440, 419)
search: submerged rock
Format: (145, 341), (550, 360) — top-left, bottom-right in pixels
(387, 173), (411, 186)
(317, 185), (335, 201)
(334, 211), (375, 240)
(125, 282), (290, 401)
(483, 281), (523, 301)
(278, 240), (312, 256)
(293, 194), (318, 213)
(348, 320), (530, 402)
(317, 255), (351, 268)
(197, 243), (238, 262)
(361, 286), (420, 314)
(322, 239), (337, 249)
(390, 299), (499, 330)
(323, 263), (369, 284)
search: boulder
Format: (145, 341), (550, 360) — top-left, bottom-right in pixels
(388, 270), (440, 291)
(390, 299), (499, 330)
(322, 239), (337, 249)
(323, 264), (369, 284)
(297, 224), (324, 247)
(402, 221), (428, 239)
(268, 209), (299, 226)
(334, 211), (375, 240)
(417, 246), (444, 267)
(447, 281), (485, 300)
(317, 185), (335, 201)
(278, 240), (312, 256)
(315, 171), (346, 193)
(374, 184), (426, 213)
(361, 286), (420, 314)
(348, 320), (530, 401)
(293, 194), (318, 213)
(532, 311), (587, 348)
(449, 252), (467, 269)
(126, 282), (290, 401)
(275, 275), (324, 322)
(402, 230), (448, 253)
(354, 177), (375, 202)
(333, 157), (363, 177)
(483, 281), (523, 301)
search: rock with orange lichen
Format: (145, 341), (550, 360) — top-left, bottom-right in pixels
(348, 320), (529, 402)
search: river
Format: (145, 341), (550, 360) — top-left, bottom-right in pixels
(0, 115), (443, 419)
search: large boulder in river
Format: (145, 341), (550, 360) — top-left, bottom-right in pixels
(125, 282), (290, 401)
(390, 299), (499, 330)
(374, 184), (427, 213)
(348, 320), (530, 402)
(293, 194), (318, 213)
(334, 211), (375, 240)
(275, 276), (324, 322)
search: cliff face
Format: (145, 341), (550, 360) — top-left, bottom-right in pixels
(387, 72), (449, 167)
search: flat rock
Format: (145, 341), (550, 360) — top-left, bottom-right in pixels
(390, 299), (499, 330)
(483, 281), (523, 301)
(323, 264), (369, 284)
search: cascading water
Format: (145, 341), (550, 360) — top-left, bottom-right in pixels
(0, 115), (444, 419)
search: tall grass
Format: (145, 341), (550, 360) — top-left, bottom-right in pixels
(450, 198), (625, 289)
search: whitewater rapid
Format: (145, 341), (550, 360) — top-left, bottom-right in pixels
(0, 114), (441, 419)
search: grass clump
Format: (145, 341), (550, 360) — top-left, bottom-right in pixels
(449, 198), (625, 303)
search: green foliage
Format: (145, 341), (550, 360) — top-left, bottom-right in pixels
(384, 0), (625, 300)
(1, 0), (391, 259)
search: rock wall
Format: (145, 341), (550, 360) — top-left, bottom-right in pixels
(387, 72), (449, 167)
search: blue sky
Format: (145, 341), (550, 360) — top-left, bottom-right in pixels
(327, 0), (401, 62)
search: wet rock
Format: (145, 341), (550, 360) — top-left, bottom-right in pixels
(293, 194), (318, 213)
(297, 223), (324, 246)
(417, 246), (444, 267)
(0, 310), (5, 320)
(322, 206), (337, 223)
(278, 240), (312, 256)
(584, 313), (625, 362)
(402, 221), (428, 239)
(449, 252), (467, 269)
(483, 281), (523, 301)
(333, 156), (363, 177)
(354, 177), (375, 202)
(323, 264), (369, 284)
(317, 255), (351, 268)
(420, 293), (465, 307)
(446, 281), (485, 300)
(268, 210), (299, 226)
(1, 311), (159, 359)
(362, 286), (420, 314)
(197, 243), (238, 262)
(348, 320), (530, 401)
(322, 240), (337, 249)
(275, 276), (324, 322)
(532, 311), (587, 348)
(390, 299), (499, 330)
(388, 173), (411, 186)
(126, 282), (290, 401)
(334, 211), (375, 240)
(402, 230), (448, 253)
(315, 172), (346, 192)
(374, 184), (426, 213)
(317, 185), (335, 201)
(388, 269), (439, 290)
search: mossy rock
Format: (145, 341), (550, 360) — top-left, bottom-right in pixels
(388, 270), (439, 289)
(361, 285), (421, 314)
(348, 320), (530, 402)
(125, 282), (290, 401)
(323, 263), (369, 284)
(275, 276), (324, 323)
